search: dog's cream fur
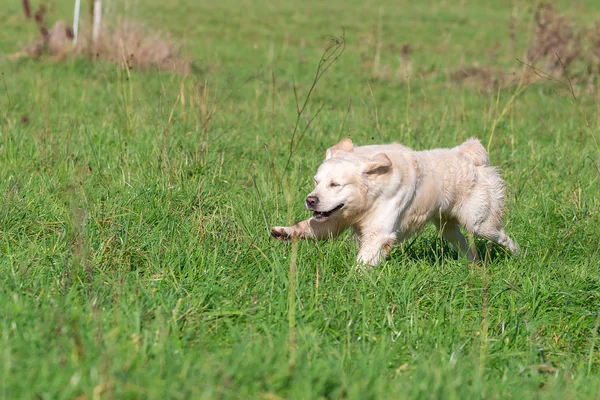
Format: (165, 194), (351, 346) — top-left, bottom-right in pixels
(271, 138), (518, 265)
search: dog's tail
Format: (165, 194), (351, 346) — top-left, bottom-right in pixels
(456, 138), (489, 166)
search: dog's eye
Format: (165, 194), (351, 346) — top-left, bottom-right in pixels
(314, 179), (320, 186)
(329, 182), (340, 188)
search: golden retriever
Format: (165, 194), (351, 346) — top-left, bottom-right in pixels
(271, 138), (518, 265)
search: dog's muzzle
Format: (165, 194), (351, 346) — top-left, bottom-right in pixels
(311, 203), (344, 221)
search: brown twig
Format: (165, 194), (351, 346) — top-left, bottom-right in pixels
(283, 30), (346, 173)
(517, 55), (600, 155)
(1, 72), (12, 127)
(22, 0), (31, 19)
(587, 155), (600, 178)
(364, 82), (382, 140)
(337, 98), (353, 140)
(270, 71), (278, 184)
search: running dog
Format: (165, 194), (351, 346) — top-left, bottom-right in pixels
(271, 138), (518, 265)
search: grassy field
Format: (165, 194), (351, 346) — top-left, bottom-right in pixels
(1, 0), (600, 398)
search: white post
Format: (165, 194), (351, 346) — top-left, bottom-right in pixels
(92, 0), (102, 44)
(73, 0), (81, 45)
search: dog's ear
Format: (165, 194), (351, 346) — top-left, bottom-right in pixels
(325, 138), (353, 159)
(363, 153), (392, 176)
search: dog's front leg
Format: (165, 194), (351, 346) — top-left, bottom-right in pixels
(271, 218), (344, 241)
(356, 232), (397, 266)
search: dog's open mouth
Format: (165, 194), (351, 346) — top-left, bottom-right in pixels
(312, 204), (344, 221)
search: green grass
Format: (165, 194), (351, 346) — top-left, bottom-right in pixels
(1, 0), (600, 398)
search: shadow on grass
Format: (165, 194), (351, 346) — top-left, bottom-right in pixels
(390, 235), (514, 265)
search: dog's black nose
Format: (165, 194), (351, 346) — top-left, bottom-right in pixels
(305, 196), (319, 208)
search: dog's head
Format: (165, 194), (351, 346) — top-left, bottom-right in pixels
(306, 152), (392, 222)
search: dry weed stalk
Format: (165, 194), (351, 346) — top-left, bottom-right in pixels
(451, 2), (600, 91)
(13, 19), (192, 74)
(517, 54), (600, 156)
(283, 30), (346, 174)
(527, 3), (580, 76)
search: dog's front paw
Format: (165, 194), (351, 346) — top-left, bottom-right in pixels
(270, 227), (291, 241)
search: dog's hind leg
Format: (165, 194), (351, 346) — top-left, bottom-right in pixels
(271, 218), (346, 241)
(459, 213), (519, 256)
(434, 219), (477, 261)
(457, 169), (518, 256)
(474, 223), (519, 255)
